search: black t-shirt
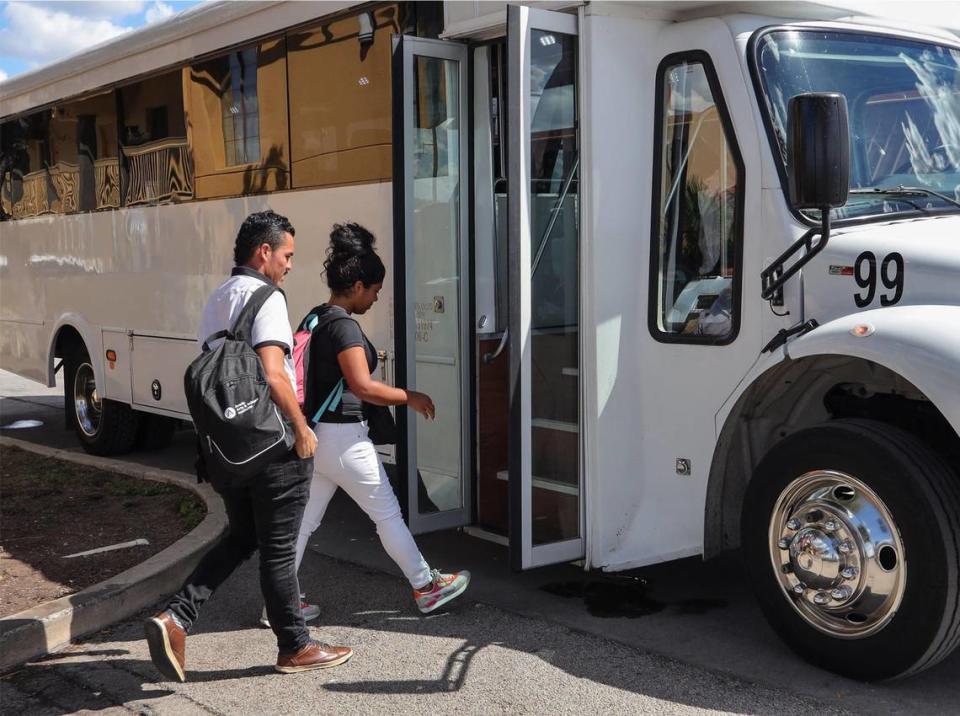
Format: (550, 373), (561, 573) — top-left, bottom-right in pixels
(304, 305), (377, 422)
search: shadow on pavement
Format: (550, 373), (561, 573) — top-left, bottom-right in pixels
(2, 386), (959, 714)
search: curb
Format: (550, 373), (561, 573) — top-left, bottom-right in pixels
(0, 436), (227, 673)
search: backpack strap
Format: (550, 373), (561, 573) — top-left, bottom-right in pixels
(201, 330), (230, 352)
(232, 284), (281, 345)
(311, 378), (344, 423)
(297, 310), (321, 333)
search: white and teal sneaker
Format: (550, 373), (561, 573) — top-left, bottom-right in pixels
(414, 569), (471, 613)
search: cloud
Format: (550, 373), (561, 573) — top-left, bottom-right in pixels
(0, 68), (8, 83)
(22, 2), (147, 20)
(145, 0), (175, 24)
(0, 1), (135, 67)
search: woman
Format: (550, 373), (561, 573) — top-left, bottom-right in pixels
(270, 222), (469, 624)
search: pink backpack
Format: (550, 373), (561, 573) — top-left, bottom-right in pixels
(292, 313), (319, 407)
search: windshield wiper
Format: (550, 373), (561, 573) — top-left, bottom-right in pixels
(849, 186), (960, 209)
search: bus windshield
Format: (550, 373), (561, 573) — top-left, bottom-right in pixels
(754, 30), (960, 221)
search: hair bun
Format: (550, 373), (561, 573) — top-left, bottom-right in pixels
(330, 222), (375, 258)
(324, 222), (386, 292)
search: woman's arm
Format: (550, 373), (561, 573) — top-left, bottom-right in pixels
(337, 346), (434, 418)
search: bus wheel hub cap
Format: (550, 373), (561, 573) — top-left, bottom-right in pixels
(73, 362), (102, 437)
(769, 470), (906, 638)
(788, 528), (841, 587)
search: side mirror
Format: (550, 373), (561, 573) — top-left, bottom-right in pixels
(761, 93), (850, 303)
(786, 93), (850, 210)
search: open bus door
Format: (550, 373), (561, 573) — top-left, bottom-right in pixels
(394, 6), (584, 569)
(393, 35), (472, 534)
(506, 5), (584, 570)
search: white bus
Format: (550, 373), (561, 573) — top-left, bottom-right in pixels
(2, 0), (959, 680)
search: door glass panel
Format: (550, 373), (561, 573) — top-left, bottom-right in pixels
(529, 30), (580, 545)
(412, 55), (463, 514)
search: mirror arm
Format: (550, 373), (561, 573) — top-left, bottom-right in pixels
(760, 208), (831, 301)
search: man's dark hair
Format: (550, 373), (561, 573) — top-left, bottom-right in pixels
(233, 210), (295, 265)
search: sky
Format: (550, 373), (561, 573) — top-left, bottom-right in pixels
(0, 0), (957, 85)
(0, 0), (202, 83)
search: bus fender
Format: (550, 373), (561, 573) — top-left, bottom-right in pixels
(47, 314), (105, 393)
(785, 304), (960, 433)
(705, 305), (960, 558)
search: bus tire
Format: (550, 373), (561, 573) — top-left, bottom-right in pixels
(741, 418), (960, 680)
(64, 346), (140, 456)
(136, 413), (179, 451)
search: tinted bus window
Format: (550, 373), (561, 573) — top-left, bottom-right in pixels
(118, 69), (193, 207)
(287, 6), (404, 188)
(47, 92), (120, 213)
(187, 38), (289, 198)
(1, 112), (52, 219)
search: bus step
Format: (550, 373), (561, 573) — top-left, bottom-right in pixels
(496, 470), (579, 496)
(531, 418), (578, 433)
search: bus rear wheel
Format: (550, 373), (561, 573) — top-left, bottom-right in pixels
(742, 419), (960, 680)
(65, 347), (140, 456)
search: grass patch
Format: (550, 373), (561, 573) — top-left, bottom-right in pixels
(108, 480), (175, 497)
(178, 497), (206, 530)
(0, 445), (206, 532)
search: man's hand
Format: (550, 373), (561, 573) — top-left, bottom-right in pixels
(256, 344), (315, 459)
(294, 424), (318, 459)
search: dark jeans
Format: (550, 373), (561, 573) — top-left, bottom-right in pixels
(166, 450), (312, 654)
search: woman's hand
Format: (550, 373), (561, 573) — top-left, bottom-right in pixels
(407, 390), (435, 420)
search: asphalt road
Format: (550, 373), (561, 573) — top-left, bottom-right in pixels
(1, 370), (958, 714)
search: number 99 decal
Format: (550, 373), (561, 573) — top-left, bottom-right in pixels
(854, 251), (905, 308)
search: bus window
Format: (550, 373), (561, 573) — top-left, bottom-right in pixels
(187, 37), (290, 199)
(286, 6), (404, 188)
(119, 69), (193, 206)
(47, 92), (120, 213)
(1, 112), (53, 220)
(651, 56), (743, 343)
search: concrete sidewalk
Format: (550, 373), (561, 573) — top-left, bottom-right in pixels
(1, 369), (958, 714)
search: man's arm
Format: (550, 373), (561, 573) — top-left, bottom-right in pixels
(257, 345), (317, 459)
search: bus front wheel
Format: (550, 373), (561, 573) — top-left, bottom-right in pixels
(64, 347), (140, 456)
(742, 419), (960, 680)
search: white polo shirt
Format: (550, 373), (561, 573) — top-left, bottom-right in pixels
(198, 267), (297, 393)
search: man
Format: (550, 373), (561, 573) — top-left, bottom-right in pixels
(144, 211), (352, 681)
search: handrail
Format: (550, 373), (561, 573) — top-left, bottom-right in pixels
(484, 153), (579, 364)
(483, 328), (509, 364)
(531, 153), (579, 277)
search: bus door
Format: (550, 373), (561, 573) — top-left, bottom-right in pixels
(393, 35), (472, 534)
(505, 5), (584, 569)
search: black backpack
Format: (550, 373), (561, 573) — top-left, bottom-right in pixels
(185, 284), (294, 478)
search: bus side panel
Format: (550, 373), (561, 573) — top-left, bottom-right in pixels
(101, 328), (132, 403)
(131, 335), (195, 415)
(0, 183), (395, 403)
(0, 320), (49, 385)
(583, 13), (767, 571)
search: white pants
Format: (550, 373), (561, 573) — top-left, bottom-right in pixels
(295, 420), (432, 589)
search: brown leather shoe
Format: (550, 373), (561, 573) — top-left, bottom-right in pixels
(144, 611), (186, 682)
(275, 640), (353, 673)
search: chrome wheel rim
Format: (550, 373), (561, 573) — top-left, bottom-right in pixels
(73, 362), (102, 437)
(769, 470), (906, 639)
